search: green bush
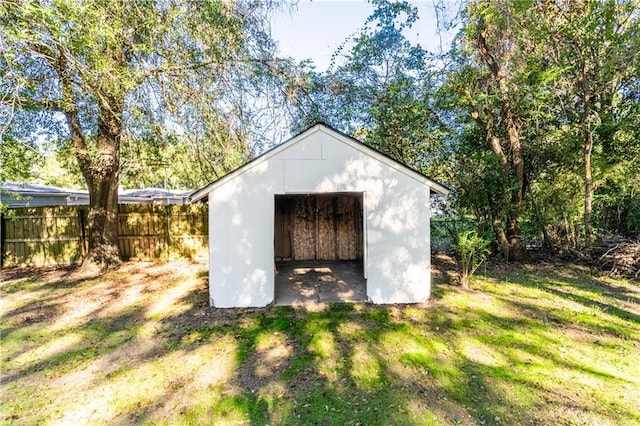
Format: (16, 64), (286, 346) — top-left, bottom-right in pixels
(453, 230), (490, 288)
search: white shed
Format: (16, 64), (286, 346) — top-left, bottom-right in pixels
(190, 123), (449, 308)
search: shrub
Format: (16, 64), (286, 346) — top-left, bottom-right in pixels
(453, 230), (490, 288)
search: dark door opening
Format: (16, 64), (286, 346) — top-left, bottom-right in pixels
(274, 193), (366, 305)
(274, 193), (363, 261)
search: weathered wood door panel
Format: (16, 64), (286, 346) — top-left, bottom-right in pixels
(336, 196), (363, 260)
(274, 198), (293, 259)
(316, 197), (336, 260)
(293, 197), (317, 260)
(274, 194), (363, 261)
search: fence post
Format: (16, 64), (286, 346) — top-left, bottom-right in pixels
(0, 213), (4, 269)
(165, 206), (171, 261)
(78, 207), (87, 259)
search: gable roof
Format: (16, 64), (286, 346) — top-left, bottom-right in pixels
(190, 122), (450, 202)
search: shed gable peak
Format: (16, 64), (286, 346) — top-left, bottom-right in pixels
(189, 123), (448, 202)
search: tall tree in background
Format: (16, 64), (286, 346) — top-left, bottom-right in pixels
(445, 1), (535, 260)
(290, 0), (447, 179)
(1, 0), (288, 270)
(444, 0), (640, 253)
(536, 0), (640, 246)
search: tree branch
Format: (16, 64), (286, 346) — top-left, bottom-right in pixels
(475, 17), (502, 79)
(53, 46), (93, 180)
(137, 56), (287, 82)
(0, 95), (63, 112)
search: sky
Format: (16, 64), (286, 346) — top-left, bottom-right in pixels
(270, 0), (458, 71)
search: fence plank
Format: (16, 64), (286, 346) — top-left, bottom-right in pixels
(1, 206), (83, 266)
(1, 204), (208, 267)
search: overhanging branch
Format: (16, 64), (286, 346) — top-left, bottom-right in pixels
(0, 95), (63, 112)
(137, 56), (289, 83)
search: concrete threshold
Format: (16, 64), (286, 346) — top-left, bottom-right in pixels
(274, 260), (367, 306)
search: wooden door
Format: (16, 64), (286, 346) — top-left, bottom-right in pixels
(274, 197), (293, 259)
(274, 194), (363, 261)
(292, 196), (316, 260)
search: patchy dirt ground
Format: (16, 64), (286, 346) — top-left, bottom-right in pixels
(2, 261), (211, 424)
(1, 259), (639, 425)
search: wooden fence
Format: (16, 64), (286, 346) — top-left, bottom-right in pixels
(0, 204), (208, 267)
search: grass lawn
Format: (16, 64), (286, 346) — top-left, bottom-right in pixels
(1, 259), (639, 425)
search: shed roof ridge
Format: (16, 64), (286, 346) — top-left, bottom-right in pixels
(189, 122), (449, 202)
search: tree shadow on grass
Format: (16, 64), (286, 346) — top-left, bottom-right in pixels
(128, 264), (640, 424)
(497, 271), (640, 344)
(542, 285), (639, 324)
(135, 278), (640, 425)
(162, 303), (555, 425)
(3, 261), (639, 425)
(0, 266), (76, 293)
(499, 267), (640, 319)
(0, 273), (127, 351)
(141, 302), (432, 424)
(1, 306), (145, 385)
(0, 262), (211, 423)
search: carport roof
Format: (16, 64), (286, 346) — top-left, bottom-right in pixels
(190, 122), (450, 203)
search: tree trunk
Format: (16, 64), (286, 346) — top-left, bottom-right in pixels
(584, 136), (593, 246)
(475, 18), (526, 261)
(506, 214), (524, 260)
(65, 94), (123, 271)
(84, 176), (121, 269)
(56, 47), (124, 271)
(527, 181), (554, 253)
(581, 66), (594, 247)
(493, 215), (510, 260)
(82, 96), (124, 270)
(466, 92), (523, 261)
(503, 116), (525, 260)
(502, 107), (525, 260)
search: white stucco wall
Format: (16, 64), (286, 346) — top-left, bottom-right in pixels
(208, 126), (433, 308)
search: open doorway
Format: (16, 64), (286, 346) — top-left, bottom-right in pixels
(274, 193), (366, 305)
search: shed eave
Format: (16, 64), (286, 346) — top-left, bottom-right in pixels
(189, 125), (326, 202)
(318, 127), (450, 196)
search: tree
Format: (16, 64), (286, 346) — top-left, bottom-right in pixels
(0, 137), (42, 214)
(289, 0), (447, 179)
(536, 0), (640, 245)
(1, 0), (288, 270)
(442, 0), (640, 254)
(444, 0), (537, 260)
